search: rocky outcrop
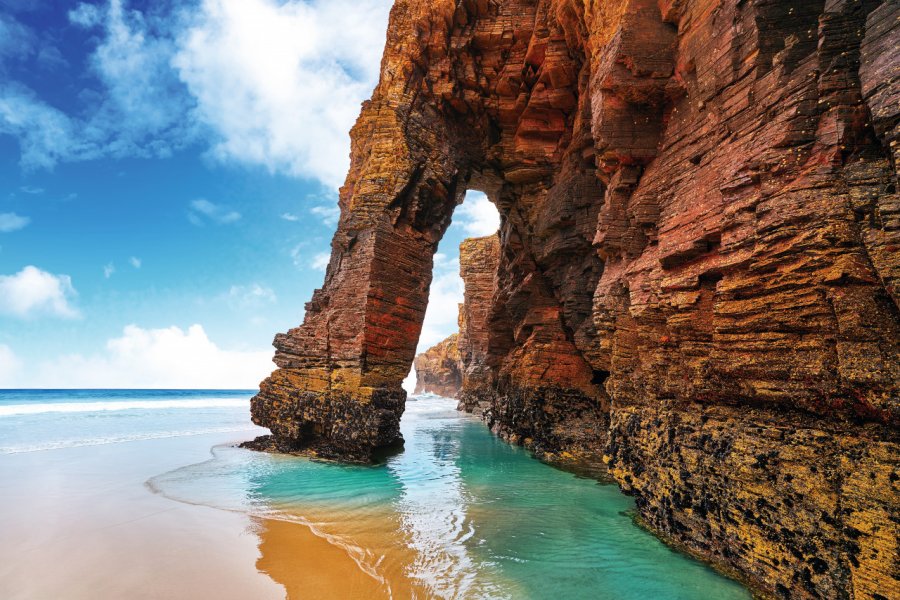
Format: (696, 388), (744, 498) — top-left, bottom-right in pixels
(454, 234), (609, 461)
(413, 334), (462, 397)
(455, 235), (499, 414)
(251, 1), (899, 597)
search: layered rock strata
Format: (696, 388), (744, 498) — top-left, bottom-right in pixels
(413, 333), (462, 397)
(251, 0), (899, 596)
(452, 234), (609, 460)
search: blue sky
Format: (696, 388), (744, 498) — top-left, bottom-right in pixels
(0, 0), (498, 388)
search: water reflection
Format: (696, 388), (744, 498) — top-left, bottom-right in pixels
(149, 395), (751, 600)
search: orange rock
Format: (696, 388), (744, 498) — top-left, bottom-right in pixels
(249, 1), (899, 596)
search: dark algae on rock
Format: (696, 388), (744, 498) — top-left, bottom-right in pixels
(250, 1), (899, 597)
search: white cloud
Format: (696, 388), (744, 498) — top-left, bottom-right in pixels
(432, 252), (460, 273)
(173, 0), (392, 189)
(103, 262), (115, 278)
(310, 204), (340, 227)
(280, 212), (299, 222)
(129, 256), (141, 268)
(0, 266), (79, 319)
(0, 212), (30, 232)
(417, 270), (464, 354)
(188, 198), (241, 225)
(225, 283), (277, 309)
(0, 85), (82, 170)
(2, 1), (199, 173)
(68, 3), (103, 28)
(87, 0), (196, 146)
(24, 324), (274, 388)
(0, 344), (22, 383)
(0, 12), (34, 63)
(3, 0), (392, 192)
(310, 252), (330, 271)
(456, 191), (500, 236)
(18, 185), (43, 195)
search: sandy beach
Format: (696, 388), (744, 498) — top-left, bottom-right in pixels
(0, 430), (283, 599)
(0, 394), (753, 600)
(0, 425), (416, 600)
(0, 427), (438, 600)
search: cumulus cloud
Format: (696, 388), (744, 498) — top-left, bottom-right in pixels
(456, 191), (500, 236)
(225, 283), (277, 309)
(0, 212), (30, 233)
(68, 3), (104, 28)
(417, 270), (464, 355)
(310, 203), (340, 227)
(3, 0), (392, 192)
(0, 266), (79, 319)
(24, 324), (274, 388)
(280, 212), (299, 222)
(0, 344), (22, 383)
(129, 256), (141, 268)
(310, 252), (330, 271)
(0, 85), (83, 170)
(103, 262), (115, 278)
(174, 0), (391, 188)
(188, 198), (241, 225)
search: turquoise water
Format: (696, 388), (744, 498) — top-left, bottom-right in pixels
(146, 393), (751, 599)
(1, 390), (749, 598)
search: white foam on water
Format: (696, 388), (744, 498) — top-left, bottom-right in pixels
(0, 425), (260, 454)
(0, 399), (248, 417)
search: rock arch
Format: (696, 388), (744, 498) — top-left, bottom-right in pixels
(251, 0), (609, 460)
(249, 1), (899, 596)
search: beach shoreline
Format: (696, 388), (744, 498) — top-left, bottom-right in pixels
(0, 430), (286, 600)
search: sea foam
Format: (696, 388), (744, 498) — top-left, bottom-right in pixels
(0, 399), (248, 417)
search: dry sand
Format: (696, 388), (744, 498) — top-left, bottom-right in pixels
(0, 431), (424, 599)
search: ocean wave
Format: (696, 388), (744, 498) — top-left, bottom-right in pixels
(0, 398), (249, 417)
(0, 426), (260, 454)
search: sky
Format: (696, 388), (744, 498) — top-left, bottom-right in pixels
(0, 0), (499, 389)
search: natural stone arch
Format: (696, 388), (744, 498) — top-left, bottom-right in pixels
(248, 0), (900, 596)
(249, 0), (609, 460)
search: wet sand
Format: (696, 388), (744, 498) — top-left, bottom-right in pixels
(0, 430), (416, 600)
(256, 517), (429, 599)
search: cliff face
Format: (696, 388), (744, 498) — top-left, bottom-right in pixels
(455, 235), (498, 414)
(251, 0), (899, 597)
(413, 334), (462, 397)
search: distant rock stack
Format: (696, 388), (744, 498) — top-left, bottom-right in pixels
(413, 334), (462, 398)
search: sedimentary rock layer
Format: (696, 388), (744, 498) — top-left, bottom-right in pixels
(252, 1), (899, 596)
(413, 334), (462, 397)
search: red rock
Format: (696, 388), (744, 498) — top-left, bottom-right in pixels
(250, 1), (899, 596)
(413, 334), (462, 398)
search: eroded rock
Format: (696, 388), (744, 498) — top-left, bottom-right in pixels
(413, 334), (462, 398)
(251, 1), (899, 596)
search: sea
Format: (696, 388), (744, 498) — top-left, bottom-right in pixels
(0, 389), (751, 599)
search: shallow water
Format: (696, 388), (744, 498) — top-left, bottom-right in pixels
(1, 389), (750, 598)
(148, 394), (751, 600)
(0, 389), (256, 453)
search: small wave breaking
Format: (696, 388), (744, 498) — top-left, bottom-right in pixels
(0, 399), (249, 417)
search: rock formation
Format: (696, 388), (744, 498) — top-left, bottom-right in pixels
(251, 0), (899, 596)
(413, 334), (462, 397)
